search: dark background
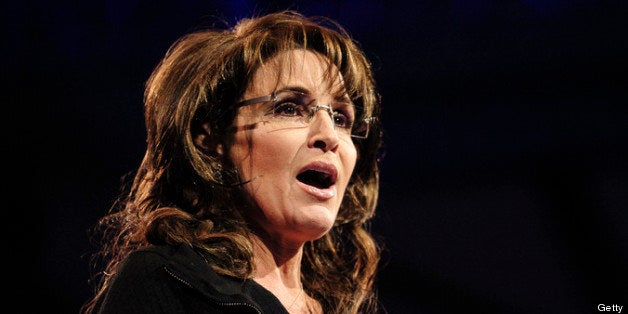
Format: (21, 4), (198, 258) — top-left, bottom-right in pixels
(13, 0), (627, 313)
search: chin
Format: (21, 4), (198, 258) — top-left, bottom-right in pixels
(298, 210), (337, 239)
(304, 225), (334, 241)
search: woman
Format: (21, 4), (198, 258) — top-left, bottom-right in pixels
(82, 10), (383, 314)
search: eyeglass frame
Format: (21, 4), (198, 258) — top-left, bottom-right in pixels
(234, 90), (375, 139)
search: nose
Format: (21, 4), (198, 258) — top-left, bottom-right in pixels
(307, 107), (339, 152)
(311, 104), (334, 118)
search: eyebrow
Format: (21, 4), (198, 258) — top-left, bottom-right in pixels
(276, 85), (351, 103)
(275, 85), (309, 95)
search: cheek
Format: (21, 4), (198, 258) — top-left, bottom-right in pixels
(252, 140), (292, 173)
(342, 144), (358, 179)
(231, 131), (300, 178)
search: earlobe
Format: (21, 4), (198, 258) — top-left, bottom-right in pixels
(194, 122), (223, 156)
(215, 143), (224, 155)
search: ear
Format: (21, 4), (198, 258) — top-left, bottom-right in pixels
(194, 122), (224, 156)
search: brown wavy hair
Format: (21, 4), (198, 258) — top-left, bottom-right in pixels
(82, 10), (383, 314)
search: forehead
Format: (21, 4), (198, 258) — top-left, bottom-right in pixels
(246, 49), (346, 96)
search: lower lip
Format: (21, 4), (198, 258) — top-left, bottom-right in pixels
(296, 181), (337, 200)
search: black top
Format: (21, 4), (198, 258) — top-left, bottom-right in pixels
(94, 244), (289, 314)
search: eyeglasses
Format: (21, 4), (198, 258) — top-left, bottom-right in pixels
(235, 89), (374, 139)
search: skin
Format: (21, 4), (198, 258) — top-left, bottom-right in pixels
(229, 49), (358, 312)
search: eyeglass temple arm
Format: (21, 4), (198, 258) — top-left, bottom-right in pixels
(236, 94), (274, 108)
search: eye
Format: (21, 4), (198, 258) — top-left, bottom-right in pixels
(271, 97), (307, 117)
(332, 112), (350, 128)
(332, 104), (355, 129)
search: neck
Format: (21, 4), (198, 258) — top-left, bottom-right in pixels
(249, 235), (313, 312)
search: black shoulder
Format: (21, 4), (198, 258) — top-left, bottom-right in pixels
(115, 245), (175, 276)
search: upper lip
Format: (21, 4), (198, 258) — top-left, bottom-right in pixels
(297, 161), (338, 186)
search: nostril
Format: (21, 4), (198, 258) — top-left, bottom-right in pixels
(313, 140), (326, 149)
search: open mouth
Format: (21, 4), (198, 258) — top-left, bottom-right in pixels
(296, 163), (337, 189)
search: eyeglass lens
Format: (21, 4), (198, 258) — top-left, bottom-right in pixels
(269, 90), (369, 138)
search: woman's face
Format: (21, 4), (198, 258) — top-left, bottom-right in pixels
(230, 49), (357, 245)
